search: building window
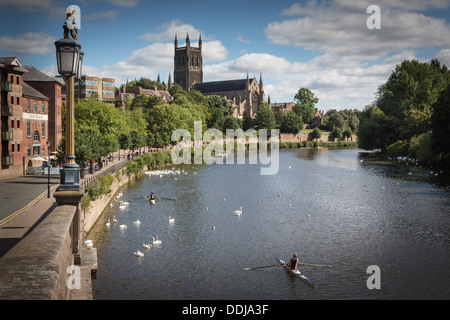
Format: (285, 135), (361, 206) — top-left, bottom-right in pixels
(17, 120), (20, 129)
(17, 144), (20, 152)
(41, 102), (45, 114)
(34, 101), (37, 113)
(42, 122), (45, 138)
(17, 97), (20, 105)
(11, 96), (14, 105)
(11, 119), (14, 129)
(27, 100), (30, 112)
(33, 131), (40, 142)
(27, 121), (31, 137)
(42, 146), (45, 155)
(12, 144), (15, 152)
(16, 76), (19, 85)
(27, 147), (31, 157)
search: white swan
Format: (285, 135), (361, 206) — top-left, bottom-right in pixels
(105, 219), (110, 227)
(113, 216), (118, 223)
(233, 207), (242, 216)
(143, 244), (152, 250)
(84, 240), (93, 248)
(152, 236), (162, 245)
(119, 224), (127, 229)
(133, 220), (141, 224)
(169, 216), (175, 224)
(134, 250), (144, 257)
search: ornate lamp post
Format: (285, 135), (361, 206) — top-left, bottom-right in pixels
(54, 7), (82, 191)
(47, 140), (51, 198)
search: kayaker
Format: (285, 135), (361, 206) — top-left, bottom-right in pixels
(287, 253), (299, 272)
(149, 192), (155, 201)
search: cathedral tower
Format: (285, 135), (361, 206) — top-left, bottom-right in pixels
(174, 33), (203, 91)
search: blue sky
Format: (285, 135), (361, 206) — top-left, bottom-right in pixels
(1, 0), (450, 111)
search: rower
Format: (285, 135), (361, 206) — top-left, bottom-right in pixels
(286, 253), (299, 272)
(149, 192), (156, 205)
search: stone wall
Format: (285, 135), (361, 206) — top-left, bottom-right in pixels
(0, 205), (77, 299)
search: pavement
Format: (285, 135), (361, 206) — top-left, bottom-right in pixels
(0, 149), (130, 258)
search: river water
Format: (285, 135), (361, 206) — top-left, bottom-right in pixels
(89, 148), (449, 300)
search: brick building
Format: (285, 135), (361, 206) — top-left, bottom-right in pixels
(21, 82), (50, 163)
(23, 66), (63, 153)
(1, 57), (28, 176)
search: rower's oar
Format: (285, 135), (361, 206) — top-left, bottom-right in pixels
(244, 264), (280, 271)
(158, 196), (177, 201)
(300, 262), (332, 268)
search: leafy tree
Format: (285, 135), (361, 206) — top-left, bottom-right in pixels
(280, 111), (303, 134)
(254, 103), (276, 136)
(431, 84), (450, 166)
(223, 116), (241, 131)
(293, 88), (319, 124)
(127, 77), (164, 91)
(357, 105), (399, 151)
(311, 127), (321, 140)
(376, 59), (448, 140)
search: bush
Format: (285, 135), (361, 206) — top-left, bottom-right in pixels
(386, 141), (410, 158)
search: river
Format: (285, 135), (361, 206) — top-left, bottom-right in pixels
(89, 148), (449, 300)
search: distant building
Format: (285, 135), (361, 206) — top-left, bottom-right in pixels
(174, 33), (203, 92)
(192, 73), (265, 118)
(173, 34), (265, 118)
(115, 83), (172, 110)
(270, 101), (296, 114)
(73, 75), (116, 105)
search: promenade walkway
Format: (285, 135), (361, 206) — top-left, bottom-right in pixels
(0, 149), (131, 258)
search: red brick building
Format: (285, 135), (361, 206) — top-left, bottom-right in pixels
(1, 57), (28, 177)
(23, 66), (63, 153)
(21, 82), (50, 161)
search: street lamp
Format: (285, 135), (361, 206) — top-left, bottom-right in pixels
(54, 9), (82, 191)
(47, 140), (51, 198)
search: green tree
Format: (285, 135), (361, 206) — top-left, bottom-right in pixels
(311, 127), (321, 140)
(357, 105), (399, 151)
(254, 103), (276, 136)
(431, 84), (450, 166)
(280, 111), (303, 134)
(293, 88), (319, 124)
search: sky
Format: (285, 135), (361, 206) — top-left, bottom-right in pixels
(1, 0), (450, 112)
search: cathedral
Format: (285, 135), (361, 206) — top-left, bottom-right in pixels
(174, 33), (265, 118)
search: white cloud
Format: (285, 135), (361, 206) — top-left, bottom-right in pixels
(435, 49), (450, 67)
(266, 0), (450, 61)
(0, 32), (56, 55)
(237, 35), (250, 44)
(138, 19), (205, 42)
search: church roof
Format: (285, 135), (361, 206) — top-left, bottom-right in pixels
(192, 79), (248, 94)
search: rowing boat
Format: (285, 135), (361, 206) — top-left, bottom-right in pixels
(275, 257), (315, 288)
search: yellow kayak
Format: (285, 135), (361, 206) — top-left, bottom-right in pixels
(150, 199), (155, 206)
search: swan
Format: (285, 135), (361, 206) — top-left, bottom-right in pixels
(169, 216), (175, 224)
(133, 220), (141, 224)
(84, 240), (93, 248)
(143, 244), (152, 250)
(105, 219), (111, 227)
(113, 216), (118, 223)
(152, 236), (162, 245)
(119, 224), (127, 229)
(134, 250), (144, 257)
(233, 207), (242, 216)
